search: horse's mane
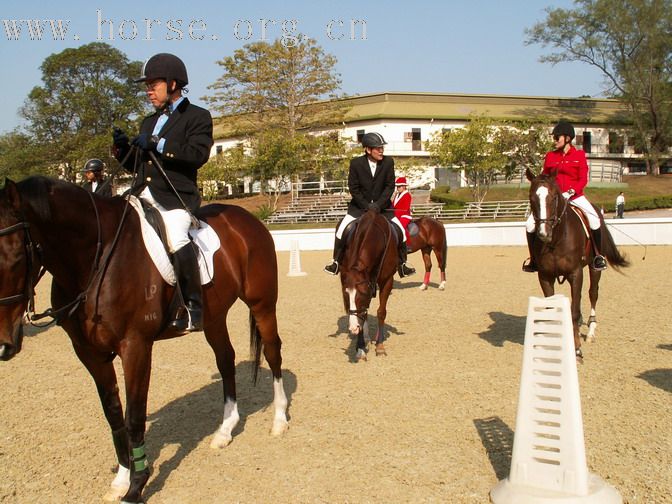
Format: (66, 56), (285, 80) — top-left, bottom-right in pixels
(16, 176), (84, 222)
(346, 212), (377, 271)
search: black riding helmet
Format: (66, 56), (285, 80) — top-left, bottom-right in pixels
(135, 53), (188, 89)
(552, 120), (575, 140)
(81, 158), (104, 173)
(361, 132), (387, 148)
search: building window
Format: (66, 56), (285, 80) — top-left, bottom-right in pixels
(608, 132), (624, 154)
(412, 127), (422, 151)
(216, 145), (223, 155)
(356, 129), (365, 143)
(582, 131), (591, 153)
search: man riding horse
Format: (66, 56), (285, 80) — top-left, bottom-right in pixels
(523, 120), (607, 273)
(324, 132), (416, 277)
(111, 53), (213, 332)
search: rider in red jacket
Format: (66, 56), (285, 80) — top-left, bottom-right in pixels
(523, 120), (607, 272)
(391, 176), (412, 241)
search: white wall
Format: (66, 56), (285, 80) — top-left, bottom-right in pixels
(270, 218), (672, 251)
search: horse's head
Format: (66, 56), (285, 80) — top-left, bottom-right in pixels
(0, 179), (34, 360)
(339, 211), (386, 336)
(526, 168), (564, 243)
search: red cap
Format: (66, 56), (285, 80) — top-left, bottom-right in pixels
(395, 177), (407, 186)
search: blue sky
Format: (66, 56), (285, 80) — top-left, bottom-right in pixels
(0, 0), (606, 134)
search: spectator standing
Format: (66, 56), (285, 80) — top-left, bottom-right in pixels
(616, 192), (625, 218)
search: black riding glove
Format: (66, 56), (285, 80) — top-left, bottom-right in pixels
(112, 127), (129, 147)
(368, 202), (380, 213)
(132, 133), (159, 152)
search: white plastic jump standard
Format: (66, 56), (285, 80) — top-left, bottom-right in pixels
(287, 240), (307, 277)
(490, 295), (622, 504)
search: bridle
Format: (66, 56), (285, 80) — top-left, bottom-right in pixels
(532, 182), (569, 233)
(0, 187), (109, 328)
(0, 221), (39, 310)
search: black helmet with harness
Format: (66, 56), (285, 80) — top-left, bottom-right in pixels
(81, 158), (104, 173)
(135, 53), (188, 89)
(552, 120), (575, 140)
(361, 132), (387, 148)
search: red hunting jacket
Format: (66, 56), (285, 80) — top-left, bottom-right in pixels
(542, 145), (589, 199)
(392, 190), (412, 227)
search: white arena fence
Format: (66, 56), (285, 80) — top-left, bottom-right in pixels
(270, 218), (672, 251)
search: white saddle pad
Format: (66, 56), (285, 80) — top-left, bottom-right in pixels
(127, 196), (220, 286)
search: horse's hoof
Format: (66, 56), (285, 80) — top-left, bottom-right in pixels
(438, 281), (446, 291)
(270, 419), (289, 437)
(104, 486), (128, 502)
(355, 348), (367, 361)
(375, 344), (387, 356)
(210, 431), (233, 449)
(419, 283), (428, 291)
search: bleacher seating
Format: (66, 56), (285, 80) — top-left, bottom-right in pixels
(265, 193), (348, 224)
(266, 195), (530, 224)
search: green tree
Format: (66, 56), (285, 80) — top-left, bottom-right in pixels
(426, 116), (508, 203)
(206, 38), (343, 136)
(0, 131), (46, 180)
(20, 42), (146, 181)
(199, 144), (248, 200)
(494, 120), (553, 183)
(526, 0), (672, 175)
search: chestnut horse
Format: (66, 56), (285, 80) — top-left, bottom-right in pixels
(340, 210), (398, 361)
(526, 168), (629, 360)
(0, 177), (288, 503)
(407, 216), (447, 290)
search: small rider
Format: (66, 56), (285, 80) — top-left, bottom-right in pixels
(523, 120), (607, 272)
(81, 158), (113, 197)
(111, 53), (213, 332)
(391, 176), (413, 242)
(324, 132), (416, 277)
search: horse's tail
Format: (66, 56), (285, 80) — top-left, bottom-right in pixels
(249, 311), (262, 385)
(601, 224), (630, 271)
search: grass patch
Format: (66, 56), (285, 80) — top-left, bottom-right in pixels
(431, 175), (672, 212)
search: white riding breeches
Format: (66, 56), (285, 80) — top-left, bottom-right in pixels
(568, 196), (601, 229)
(139, 186), (192, 253)
(525, 195), (601, 232)
(336, 212), (406, 241)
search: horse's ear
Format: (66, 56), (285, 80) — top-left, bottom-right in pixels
(3, 178), (21, 210)
(525, 168), (536, 182)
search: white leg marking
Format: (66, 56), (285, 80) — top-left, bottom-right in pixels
(587, 308), (597, 342)
(419, 283), (428, 291)
(346, 287), (360, 333)
(210, 398), (240, 449)
(103, 465), (130, 501)
(270, 377), (289, 436)
(438, 280), (446, 290)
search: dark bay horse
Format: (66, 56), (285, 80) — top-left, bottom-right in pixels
(0, 177), (288, 503)
(407, 216), (447, 290)
(340, 210), (398, 361)
(526, 168), (629, 359)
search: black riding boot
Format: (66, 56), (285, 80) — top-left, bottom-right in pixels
(522, 231), (538, 272)
(398, 240), (416, 277)
(324, 236), (345, 275)
(591, 228), (607, 271)
(169, 242), (203, 332)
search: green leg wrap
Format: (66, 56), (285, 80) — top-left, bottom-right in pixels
(131, 444), (148, 472)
